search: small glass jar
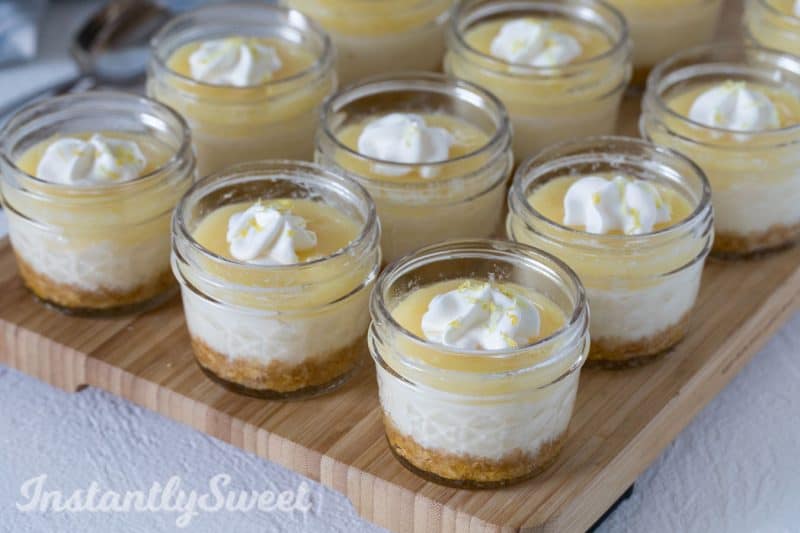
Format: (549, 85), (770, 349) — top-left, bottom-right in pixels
(316, 72), (513, 265)
(283, 0), (454, 85)
(606, 0), (723, 85)
(147, 3), (336, 177)
(745, 0), (800, 57)
(507, 137), (713, 368)
(444, 0), (631, 162)
(641, 43), (800, 257)
(369, 239), (589, 488)
(0, 91), (195, 316)
(172, 160), (381, 399)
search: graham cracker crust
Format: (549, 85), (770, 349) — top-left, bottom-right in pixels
(713, 222), (800, 259)
(15, 254), (175, 315)
(587, 310), (692, 369)
(384, 417), (567, 488)
(191, 335), (365, 398)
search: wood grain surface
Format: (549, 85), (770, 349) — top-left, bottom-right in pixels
(3, 2), (799, 531)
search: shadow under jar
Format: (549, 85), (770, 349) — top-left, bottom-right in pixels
(282, 0), (455, 85)
(147, 2), (336, 178)
(316, 72), (513, 265)
(606, 0), (723, 85)
(444, 0), (631, 163)
(641, 43), (800, 258)
(0, 92), (195, 316)
(172, 161), (381, 399)
(507, 136), (713, 368)
(369, 240), (589, 488)
(744, 0), (800, 57)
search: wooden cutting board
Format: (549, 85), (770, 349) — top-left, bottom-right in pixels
(3, 2), (799, 531)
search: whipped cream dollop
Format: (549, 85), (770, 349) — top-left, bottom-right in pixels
(357, 113), (455, 179)
(490, 19), (582, 68)
(226, 202), (317, 265)
(189, 37), (282, 87)
(421, 281), (541, 351)
(36, 134), (147, 186)
(563, 175), (672, 235)
(688, 81), (780, 131)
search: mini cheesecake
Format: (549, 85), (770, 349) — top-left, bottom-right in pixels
(4, 127), (190, 313)
(745, 0), (800, 58)
(445, 1), (630, 161)
(285, 0), (454, 84)
(377, 278), (582, 486)
(650, 79), (800, 255)
(607, 0), (722, 84)
(316, 74), (513, 264)
(148, 4), (335, 177)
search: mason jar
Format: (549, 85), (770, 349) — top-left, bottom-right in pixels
(0, 91), (195, 316)
(507, 136), (713, 367)
(606, 0), (723, 85)
(369, 239), (589, 488)
(283, 0), (454, 85)
(172, 160), (381, 399)
(744, 0), (800, 57)
(641, 43), (800, 257)
(316, 72), (513, 264)
(147, 3), (336, 177)
(444, 0), (631, 162)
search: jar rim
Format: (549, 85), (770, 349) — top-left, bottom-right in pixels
(509, 135), (713, 246)
(318, 71), (512, 184)
(149, 2), (333, 93)
(174, 159), (380, 273)
(754, 0), (800, 22)
(644, 42), (800, 138)
(448, 0), (630, 78)
(0, 91), (192, 195)
(371, 239), (588, 361)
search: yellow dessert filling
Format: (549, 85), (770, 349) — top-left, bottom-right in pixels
(334, 114), (491, 181)
(167, 37), (314, 85)
(666, 81), (800, 139)
(193, 199), (358, 263)
(385, 279), (575, 395)
(8, 132), (176, 231)
(464, 17), (614, 66)
(765, 0), (800, 16)
(160, 36), (327, 126)
(189, 199), (366, 310)
(528, 174), (694, 235)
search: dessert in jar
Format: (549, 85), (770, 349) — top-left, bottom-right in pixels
(0, 92), (195, 315)
(444, 0), (631, 162)
(283, 0), (454, 85)
(316, 73), (513, 264)
(507, 137), (713, 367)
(369, 240), (589, 487)
(147, 3), (336, 177)
(172, 161), (381, 399)
(641, 44), (800, 257)
(745, 0), (800, 57)
(606, 0), (723, 85)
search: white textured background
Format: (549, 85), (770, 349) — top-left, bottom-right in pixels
(1, 1), (800, 531)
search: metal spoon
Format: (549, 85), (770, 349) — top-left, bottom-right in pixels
(0, 0), (171, 116)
